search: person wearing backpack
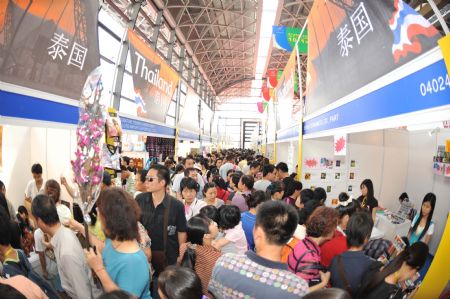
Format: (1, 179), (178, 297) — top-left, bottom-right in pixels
(0, 207), (59, 299)
(329, 211), (378, 297)
(287, 206), (338, 291)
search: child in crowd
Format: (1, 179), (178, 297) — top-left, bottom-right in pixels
(212, 205), (247, 255)
(288, 206), (337, 291)
(320, 192), (357, 267)
(241, 191), (268, 251)
(329, 211), (377, 296)
(266, 181), (284, 201)
(181, 177), (207, 221)
(313, 187), (327, 205)
(202, 183), (224, 208)
(408, 193), (436, 245)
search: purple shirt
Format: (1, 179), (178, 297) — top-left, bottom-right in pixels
(231, 191), (251, 212)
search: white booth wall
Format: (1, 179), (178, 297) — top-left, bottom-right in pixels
(273, 128), (450, 255)
(0, 124), (77, 212)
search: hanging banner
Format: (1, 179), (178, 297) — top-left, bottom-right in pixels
(306, 0), (441, 115)
(178, 85), (200, 133)
(128, 29), (180, 123)
(0, 0), (100, 100)
(276, 49), (298, 130)
(272, 26), (308, 54)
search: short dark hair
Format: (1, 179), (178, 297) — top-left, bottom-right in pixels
(17, 205), (28, 215)
(262, 164), (276, 177)
(158, 266), (202, 299)
(283, 178), (302, 198)
(276, 162), (288, 173)
(212, 175), (227, 190)
(183, 167), (197, 177)
(313, 187), (327, 202)
(122, 156), (131, 165)
(218, 205), (241, 230)
(186, 216), (209, 246)
(199, 205), (219, 223)
(202, 182), (216, 195)
(306, 206), (339, 238)
(137, 169), (147, 184)
(298, 200), (321, 225)
(0, 206), (12, 245)
(226, 169), (235, 176)
(300, 188), (315, 204)
(255, 201), (298, 245)
(150, 164), (171, 187)
(240, 175), (254, 190)
(246, 190), (268, 209)
(97, 188), (140, 241)
(183, 157), (195, 166)
(32, 194), (60, 225)
(249, 161), (260, 169)
(231, 173), (243, 186)
(180, 177), (199, 193)
(226, 155), (234, 162)
(346, 211), (374, 247)
(31, 163), (43, 174)
(103, 171), (112, 186)
(266, 181), (285, 197)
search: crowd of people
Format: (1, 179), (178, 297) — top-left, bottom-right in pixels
(0, 149), (437, 299)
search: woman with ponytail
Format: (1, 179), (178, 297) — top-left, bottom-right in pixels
(408, 193), (436, 245)
(357, 242), (429, 299)
(266, 181), (285, 201)
(178, 216), (221, 297)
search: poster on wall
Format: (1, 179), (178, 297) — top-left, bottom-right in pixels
(305, 0), (441, 115)
(334, 134), (347, 156)
(128, 29), (180, 123)
(0, 0), (100, 100)
(276, 49), (298, 130)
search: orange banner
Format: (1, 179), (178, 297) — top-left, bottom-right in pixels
(128, 29), (180, 123)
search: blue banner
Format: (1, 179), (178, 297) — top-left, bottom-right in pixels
(120, 117), (175, 137)
(277, 125), (299, 141)
(0, 90), (79, 124)
(179, 129), (199, 141)
(304, 59), (450, 134)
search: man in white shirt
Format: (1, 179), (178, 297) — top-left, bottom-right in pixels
(32, 194), (102, 299)
(219, 155), (241, 180)
(253, 164), (277, 191)
(24, 163), (45, 202)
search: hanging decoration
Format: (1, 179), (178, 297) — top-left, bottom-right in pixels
(267, 69), (278, 88)
(71, 66), (106, 247)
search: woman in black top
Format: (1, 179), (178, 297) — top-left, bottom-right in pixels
(357, 179), (378, 222)
(357, 242), (428, 299)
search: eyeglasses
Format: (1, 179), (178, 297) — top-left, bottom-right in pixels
(145, 177), (158, 182)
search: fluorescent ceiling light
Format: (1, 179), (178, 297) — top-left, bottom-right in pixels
(253, 0), (279, 90)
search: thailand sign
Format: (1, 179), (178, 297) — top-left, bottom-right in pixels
(306, 0), (441, 115)
(0, 0), (100, 100)
(273, 26), (308, 54)
(128, 29), (180, 123)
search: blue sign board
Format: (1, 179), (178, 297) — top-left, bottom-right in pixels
(120, 117), (175, 137)
(303, 59), (450, 135)
(0, 90), (79, 124)
(179, 129), (199, 141)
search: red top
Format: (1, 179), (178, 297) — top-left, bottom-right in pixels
(320, 230), (348, 267)
(216, 187), (230, 203)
